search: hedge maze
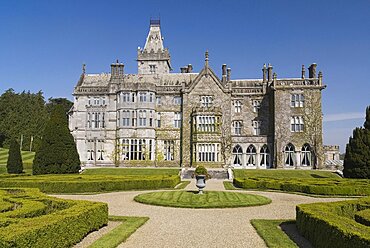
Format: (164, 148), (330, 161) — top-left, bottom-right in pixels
(0, 188), (108, 247)
(296, 197), (370, 248)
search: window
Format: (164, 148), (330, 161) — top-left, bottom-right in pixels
(174, 96), (182, 105)
(122, 110), (130, 126)
(138, 110), (147, 127)
(291, 116), (304, 132)
(197, 116), (216, 132)
(149, 93), (153, 103)
(139, 92), (147, 102)
(291, 94), (304, 107)
(97, 140), (104, 161)
(164, 140), (175, 161)
(252, 100), (261, 113)
(122, 92), (130, 102)
(234, 121), (242, 135)
(131, 110), (136, 127)
(157, 112), (161, 128)
(301, 144), (311, 166)
(284, 143), (295, 166)
(149, 111), (153, 127)
(246, 145), (256, 166)
(200, 96), (213, 107)
(156, 96), (161, 105)
(88, 112), (105, 129)
(253, 121), (261, 135)
(149, 65), (156, 74)
(174, 112), (181, 128)
(260, 145), (270, 167)
(197, 143), (219, 162)
(234, 100), (241, 113)
(121, 139), (153, 161)
(87, 139), (94, 161)
(87, 113), (92, 128)
(232, 145), (243, 166)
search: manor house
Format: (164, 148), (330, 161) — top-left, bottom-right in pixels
(69, 20), (328, 169)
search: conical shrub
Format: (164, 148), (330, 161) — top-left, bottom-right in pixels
(6, 139), (23, 174)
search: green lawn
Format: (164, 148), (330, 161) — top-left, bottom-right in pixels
(89, 216), (149, 248)
(251, 219), (298, 248)
(83, 167), (180, 176)
(134, 190), (271, 208)
(233, 169), (340, 179)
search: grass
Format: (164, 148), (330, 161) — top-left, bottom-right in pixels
(83, 168), (180, 176)
(175, 181), (191, 189)
(251, 219), (298, 248)
(223, 181), (238, 190)
(233, 169), (340, 179)
(134, 190), (271, 208)
(89, 216), (149, 248)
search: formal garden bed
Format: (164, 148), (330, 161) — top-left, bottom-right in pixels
(134, 190), (271, 208)
(0, 188), (108, 247)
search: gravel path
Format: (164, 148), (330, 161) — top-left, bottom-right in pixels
(55, 180), (351, 248)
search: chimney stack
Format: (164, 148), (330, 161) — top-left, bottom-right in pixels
(111, 59), (124, 79)
(262, 64), (267, 82)
(187, 64), (193, 73)
(308, 63), (317, 78)
(227, 68), (231, 82)
(222, 64), (227, 82)
(180, 67), (187, 73)
(267, 64), (273, 81)
(301, 65), (306, 79)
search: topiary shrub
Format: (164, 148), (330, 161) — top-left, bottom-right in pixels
(6, 139), (23, 174)
(32, 105), (80, 175)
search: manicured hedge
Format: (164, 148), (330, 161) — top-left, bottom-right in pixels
(233, 177), (370, 196)
(355, 208), (370, 226)
(0, 175), (181, 193)
(0, 188), (108, 247)
(296, 197), (370, 248)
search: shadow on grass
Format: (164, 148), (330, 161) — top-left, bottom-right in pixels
(280, 222), (313, 248)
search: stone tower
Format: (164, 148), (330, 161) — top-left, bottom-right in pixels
(137, 20), (171, 74)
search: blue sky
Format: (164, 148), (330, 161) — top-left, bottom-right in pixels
(0, 0), (369, 152)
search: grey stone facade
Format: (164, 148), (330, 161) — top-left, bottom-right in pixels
(69, 20), (328, 169)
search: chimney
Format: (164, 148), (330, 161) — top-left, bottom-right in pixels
(180, 67), (187, 73)
(187, 64), (193, 73)
(111, 59), (124, 79)
(308, 63), (317, 78)
(222, 64), (227, 82)
(301, 65), (306, 79)
(262, 64), (267, 82)
(227, 68), (231, 82)
(318, 71), (323, 84)
(267, 64), (273, 81)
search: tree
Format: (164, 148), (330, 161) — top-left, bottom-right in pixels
(343, 106), (370, 178)
(32, 105), (80, 174)
(6, 139), (23, 174)
(46, 97), (73, 122)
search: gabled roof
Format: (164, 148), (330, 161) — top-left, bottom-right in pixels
(186, 64), (229, 93)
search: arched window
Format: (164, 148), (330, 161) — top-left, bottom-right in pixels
(301, 144), (311, 166)
(232, 145), (243, 166)
(246, 145), (256, 166)
(260, 145), (270, 167)
(284, 143), (295, 166)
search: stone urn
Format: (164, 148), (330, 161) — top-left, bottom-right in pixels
(195, 175), (206, 194)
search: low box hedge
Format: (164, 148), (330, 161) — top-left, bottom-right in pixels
(233, 177), (370, 196)
(0, 175), (181, 193)
(0, 188), (108, 247)
(296, 197), (370, 248)
(355, 208), (370, 226)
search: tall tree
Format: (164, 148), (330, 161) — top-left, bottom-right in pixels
(0, 89), (48, 151)
(6, 139), (23, 174)
(33, 105), (80, 175)
(45, 97), (73, 121)
(343, 106), (370, 178)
